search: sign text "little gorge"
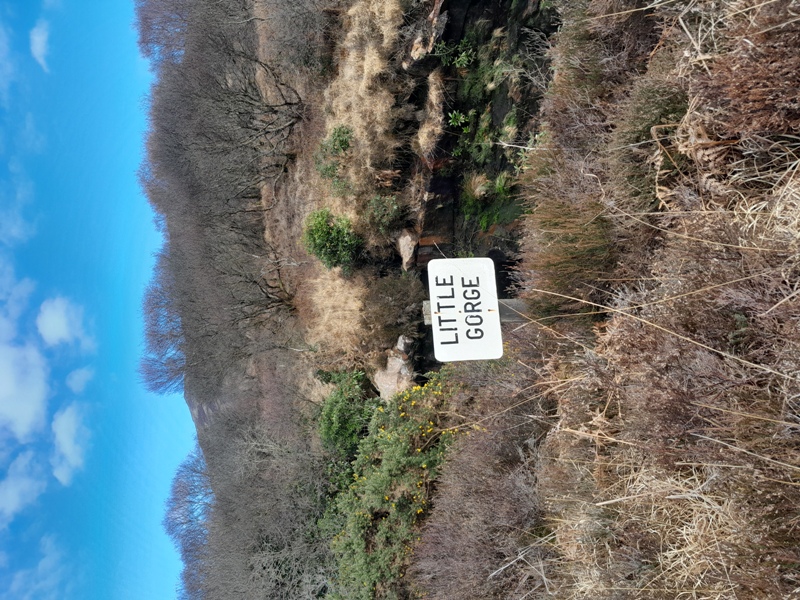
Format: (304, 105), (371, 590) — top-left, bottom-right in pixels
(427, 258), (503, 362)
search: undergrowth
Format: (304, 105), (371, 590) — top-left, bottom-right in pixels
(410, 0), (800, 598)
(320, 372), (464, 600)
(299, 0), (800, 598)
(303, 208), (362, 272)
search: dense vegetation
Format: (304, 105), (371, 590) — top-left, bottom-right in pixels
(139, 0), (800, 598)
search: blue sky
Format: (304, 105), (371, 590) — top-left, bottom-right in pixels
(0, 1), (196, 599)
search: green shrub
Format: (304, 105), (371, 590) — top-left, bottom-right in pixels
(319, 371), (375, 461)
(460, 171), (521, 231)
(453, 106), (492, 166)
(321, 125), (354, 156)
(433, 39), (476, 68)
(315, 126), (354, 195)
(455, 26), (507, 105)
(365, 195), (403, 236)
(316, 160), (340, 180)
(447, 110), (469, 131)
(326, 372), (458, 600)
(500, 107), (519, 145)
(303, 209), (362, 271)
(493, 172), (511, 199)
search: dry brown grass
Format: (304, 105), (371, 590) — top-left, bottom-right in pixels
(697, 0), (800, 136)
(300, 266), (369, 369)
(295, 0), (425, 369)
(361, 271), (425, 350)
(280, 0), (421, 280)
(414, 68), (445, 160)
(298, 267), (427, 372)
(408, 332), (558, 600)
(481, 0), (800, 597)
(324, 0), (410, 194)
(518, 139), (615, 316)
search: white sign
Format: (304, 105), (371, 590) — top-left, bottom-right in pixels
(427, 257), (503, 362)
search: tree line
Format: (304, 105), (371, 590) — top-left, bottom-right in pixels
(164, 408), (333, 599)
(136, 0), (342, 597)
(137, 0), (305, 401)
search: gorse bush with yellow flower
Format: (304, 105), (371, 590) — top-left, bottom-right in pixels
(320, 371), (465, 600)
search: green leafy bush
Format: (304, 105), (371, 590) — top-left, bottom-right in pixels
(303, 209), (362, 271)
(319, 371), (376, 461)
(315, 126), (354, 195)
(365, 195), (403, 235)
(326, 372), (460, 600)
(322, 125), (354, 156)
(447, 110), (469, 130)
(434, 39), (476, 68)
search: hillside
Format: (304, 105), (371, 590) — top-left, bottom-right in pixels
(139, 0), (800, 597)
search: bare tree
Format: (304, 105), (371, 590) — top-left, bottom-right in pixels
(135, 0), (192, 69)
(164, 442), (212, 600)
(141, 246), (186, 394)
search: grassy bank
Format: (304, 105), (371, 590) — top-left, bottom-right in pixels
(405, 0), (800, 597)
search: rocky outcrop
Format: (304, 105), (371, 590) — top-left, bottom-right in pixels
(397, 229), (419, 271)
(373, 335), (416, 399)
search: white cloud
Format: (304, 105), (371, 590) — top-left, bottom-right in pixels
(6, 535), (72, 600)
(0, 207), (32, 247)
(0, 259), (48, 443)
(0, 343), (48, 442)
(50, 402), (89, 486)
(0, 258), (47, 443)
(0, 257), (35, 343)
(0, 451), (47, 528)
(29, 20), (49, 73)
(65, 367), (93, 394)
(35, 297), (95, 352)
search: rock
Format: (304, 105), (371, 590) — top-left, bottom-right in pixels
(397, 229), (419, 271)
(396, 334), (414, 354)
(373, 351), (415, 399)
(402, 12), (448, 70)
